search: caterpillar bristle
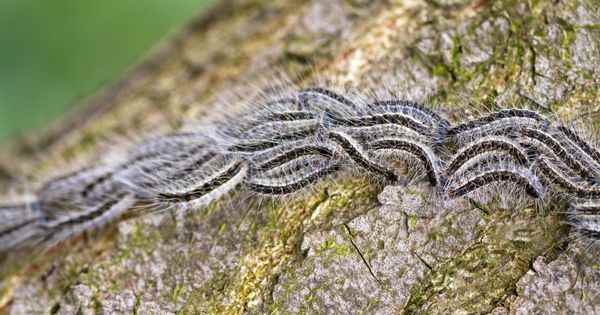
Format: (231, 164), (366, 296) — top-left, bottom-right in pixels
(368, 137), (441, 186)
(251, 141), (336, 174)
(447, 108), (549, 137)
(1, 81), (599, 258)
(445, 136), (529, 177)
(245, 161), (342, 195)
(446, 163), (544, 200)
(0, 202), (44, 251)
(535, 158), (600, 199)
(39, 193), (136, 248)
(326, 129), (398, 183)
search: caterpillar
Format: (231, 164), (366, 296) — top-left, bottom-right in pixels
(1, 86), (600, 259)
(446, 109), (550, 138)
(326, 129), (399, 182)
(444, 136), (530, 176)
(0, 202), (43, 251)
(567, 200), (600, 249)
(368, 137), (441, 186)
(245, 160), (342, 195)
(446, 163), (544, 199)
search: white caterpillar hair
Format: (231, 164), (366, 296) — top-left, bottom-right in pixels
(1, 78), (599, 260)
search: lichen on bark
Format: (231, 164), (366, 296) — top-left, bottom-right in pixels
(1, 0), (599, 314)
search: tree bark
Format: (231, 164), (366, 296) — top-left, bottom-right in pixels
(1, 0), (599, 314)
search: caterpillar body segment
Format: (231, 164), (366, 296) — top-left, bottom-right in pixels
(326, 130), (398, 183)
(115, 149), (219, 192)
(446, 164), (544, 199)
(154, 159), (245, 203)
(244, 161), (342, 195)
(453, 122), (596, 185)
(534, 158), (600, 199)
(247, 138), (337, 174)
(567, 200), (600, 244)
(567, 211), (600, 248)
(0, 202), (44, 251)
(298, 87), (358, 111)
(557, 125), (600, 164)
(228, 124), (320, 153)
(444, 136), (530, 177)
(568, 200), (600, 214)
(119, 154), (247, 211)
(555, 125), (600, 182)
(448, 116), (549, 148)
(37, 166), (123, 222)
(368, 100), (450, 131)
(447, 109), (550, 138)
(39, 193), (137, 248)
(327, 112), (434, 141)
(368, 137), (442, 186)
(3, 85), (600, 254)
(521, 127), (594, 181)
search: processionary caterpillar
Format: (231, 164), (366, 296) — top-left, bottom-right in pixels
(1, 85), (599, 258)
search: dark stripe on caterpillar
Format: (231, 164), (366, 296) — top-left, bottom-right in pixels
(447, 109), (548, 137)
(156, 160), (244, 203)
(369, 138), (441, 186)
(327, 130), (398, 182)
(327, 113), (432, 139)
(253, 145), (335, 173)
(522, 127), (592, 180)
(161, 152), (219, 184)
(569, 200), (600, 214)
(238, 111), (318, 137)
(0, 202), (43, 250)
(557, 125), (600, 163)
(370, 100), (450, 129)
(445, 137), (529, 176)
(535, 158), (600, 199)
(81, 173), (113, 198)
(299, 87), (357, 109)
(229, 126), (318, 152)
(245, 163), (342, 195)
(574, 228), (600, 242)
(261, 111), (318, 122)
(567, 212), (600, 244)
(447, 167), (543, 198)
(42, 194), (127, 229)
(0, 217), (37, 239)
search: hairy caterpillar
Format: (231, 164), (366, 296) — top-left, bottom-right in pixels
(568, 200), (600, 249)
(368, 137), (441, 186)
(1, 85), (600, 260)
(0, 202), (43, 250)
(535, 158), (600, 199)
(444, 136), (530, 176)
(245, 160), (341, 195)
(446, 163), (544, 199)
(326, 130), (399, 182)
(446, 109), (549, 138)
(251, 143), (335, 173)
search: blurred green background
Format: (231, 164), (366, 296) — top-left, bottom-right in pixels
(0, 0), (213, 142)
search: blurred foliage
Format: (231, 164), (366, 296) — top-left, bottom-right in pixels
(0, 0), (213, 142)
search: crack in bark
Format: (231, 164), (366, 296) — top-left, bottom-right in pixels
(413, 252), (433, 271)
(343, 223), (382, 286)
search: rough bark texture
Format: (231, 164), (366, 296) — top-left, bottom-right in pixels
(1, 0), (600, 314)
